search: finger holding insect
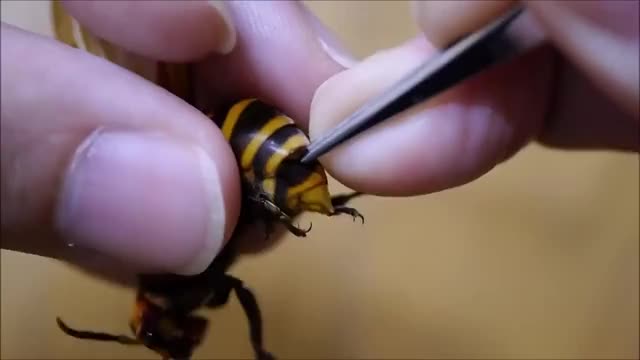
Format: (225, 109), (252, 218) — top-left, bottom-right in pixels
(28, 0), (360, 269)
(1, 23), (240, 281)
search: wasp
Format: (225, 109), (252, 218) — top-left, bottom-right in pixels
(56, 98), (365, 360)
(212, 98), (364, 237)
(56, 227), (274, 360)
(50, 3), (364, 359)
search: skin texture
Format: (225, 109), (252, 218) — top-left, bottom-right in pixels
(1, 1), (344, 284)
(1, 1), (638, 285)
(309, 0), (639, 196)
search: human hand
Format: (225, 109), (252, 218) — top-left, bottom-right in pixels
(309, 0), (639, 197)
(1, 1), (347, 284)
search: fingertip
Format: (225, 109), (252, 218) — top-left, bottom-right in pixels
(208, 0), (237, 55)
(1, 24), (242, 277)
(60, 0), (236, 61)
(309, 37), (437, 195)
(309, 36), (433, 138)
(54, 128), (240, 276)
(411, 0), (517, 48)
(309, 37), (553, 196)
(196, 0), (348, 128)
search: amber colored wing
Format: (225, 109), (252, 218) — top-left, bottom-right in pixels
(51, 0), (117, 62)
(50, 0), (193, 103)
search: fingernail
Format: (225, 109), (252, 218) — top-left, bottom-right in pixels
(310, 38), (432, 139)
(301, 3), (359, 68)
(208, 0), (237, 54)
(56, 129), (227, 275)
(411, 0), (517, 48)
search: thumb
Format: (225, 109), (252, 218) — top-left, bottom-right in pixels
(1, 24), (240, 281)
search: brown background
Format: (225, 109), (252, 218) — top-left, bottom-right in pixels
(2, 1), (638, 359)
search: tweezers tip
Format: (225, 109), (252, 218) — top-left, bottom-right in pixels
(299, 150), (318, 164)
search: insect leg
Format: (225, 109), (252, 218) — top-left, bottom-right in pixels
(249, 192), (311, 237)
(56, 317), (140, 345)
(262, 218), (276, 240)
(226, 275), (276, 360)
(330, 192), (365, 224)
(279, 217), (312, 237)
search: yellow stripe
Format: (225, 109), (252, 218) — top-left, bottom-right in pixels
(222, 99), (256, 140)
(262, 178), (276, 197)
(264, 134), (310, 176)
(286, 171), (326, 198)
(240, 115), (293, 169)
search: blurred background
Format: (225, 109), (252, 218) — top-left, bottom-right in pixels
(1, 1), (638, 359)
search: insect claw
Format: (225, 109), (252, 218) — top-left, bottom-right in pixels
(282, 220), (312, 237)
(331, 206), (364, 224)
(351, 213), (364, 224)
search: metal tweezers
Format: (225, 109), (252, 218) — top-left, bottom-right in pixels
(301, 5), (543, 164)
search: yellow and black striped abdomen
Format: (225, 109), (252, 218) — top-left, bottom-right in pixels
(215, 98), (334, 215)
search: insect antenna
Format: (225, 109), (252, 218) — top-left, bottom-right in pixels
(227, 276), (276, 360)
(56, 317), (140, 345)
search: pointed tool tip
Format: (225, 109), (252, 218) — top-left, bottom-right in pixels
(299, 149), (319, 164)
(300, 139), (333, 164)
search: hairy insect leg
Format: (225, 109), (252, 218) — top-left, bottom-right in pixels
(330, 192), (365, 223)
(249, 192), (311, 237)
(332, 206), (364, 223)
(226, 275), (276, 360)
(56, 317), (140, 345)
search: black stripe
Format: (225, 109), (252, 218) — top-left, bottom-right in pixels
(211, 102), (233, 128)
(228, 100), (279, 157)
(273, 175), (289, 210)
(252, 124), (300, 176)
(272, 158), (318, 210)
(276, 160), (317, 188)
(273, 163), (322, 213)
